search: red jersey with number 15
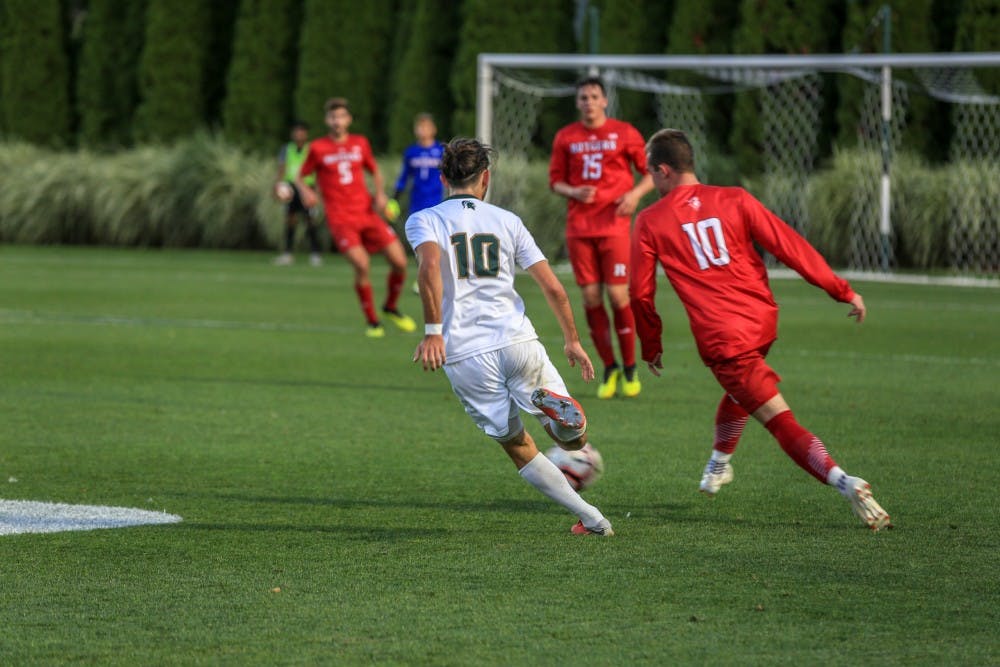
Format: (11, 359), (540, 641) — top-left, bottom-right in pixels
(630, 184), (856, 365)
(549, 118), (648, 238)
(300, 134), (378, 225)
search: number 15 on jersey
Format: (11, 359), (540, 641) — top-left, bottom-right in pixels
(581, 153), (603, 180)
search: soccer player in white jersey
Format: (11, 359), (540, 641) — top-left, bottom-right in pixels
(405, 138), (614, 537)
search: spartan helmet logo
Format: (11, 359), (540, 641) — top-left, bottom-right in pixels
(462, 200), (476, 210)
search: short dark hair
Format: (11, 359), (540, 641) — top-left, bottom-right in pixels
(645, 129), (696, 174)
(575, 76), (606, 96)
(440, 138), (494, 188)
(414, 112), (435, 124)
(291, 120), (309, 131)
(324, 97), (350, 114)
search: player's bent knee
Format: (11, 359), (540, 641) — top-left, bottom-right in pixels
(496, 428), (528, 446)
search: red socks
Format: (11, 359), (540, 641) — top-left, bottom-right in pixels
(384, 270), (405, 312)
(354, 282), (378, 325)
(714, 394), (749, 455)
(584, 303), (637, 368)
(612, 305), (636, 368)
(764, 410), (836, 483)
(585, 305), (616, 367)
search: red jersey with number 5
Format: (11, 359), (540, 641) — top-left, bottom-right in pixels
(300, 134), (378, 225)
(549, 118), (648, 238)
(630, 184), (856, 364)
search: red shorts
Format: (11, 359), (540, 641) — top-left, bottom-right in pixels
(328, 211), (398, 254)
(566, 235), (630, 286)
(708, 344), (781, 413)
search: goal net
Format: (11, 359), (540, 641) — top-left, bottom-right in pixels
(477, 53), (1000, 277)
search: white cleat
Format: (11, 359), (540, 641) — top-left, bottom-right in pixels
(699, 460), (734, 497)
(309, 253), (323, 267)
(272, 253), (294, 266)
(845, 477), (892, 531)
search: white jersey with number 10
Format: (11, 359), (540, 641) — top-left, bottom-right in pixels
(404, 195), (547, 365)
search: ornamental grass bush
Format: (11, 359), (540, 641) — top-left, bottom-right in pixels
(0, 139), (990, 272)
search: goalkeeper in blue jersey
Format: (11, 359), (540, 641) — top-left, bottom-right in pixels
(393, 113), (445, 216)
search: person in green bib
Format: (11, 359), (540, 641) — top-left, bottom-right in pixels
(273, 121), (323, 266)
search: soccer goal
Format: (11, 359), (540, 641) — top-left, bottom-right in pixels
(477, 53), (1000, 277)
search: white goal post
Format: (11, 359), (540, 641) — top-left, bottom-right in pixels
(476, 52), (1000, 277)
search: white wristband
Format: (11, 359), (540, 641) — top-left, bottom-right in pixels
(425, 323), (443, 336)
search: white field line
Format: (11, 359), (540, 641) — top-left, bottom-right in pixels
(552, 263), (1000, 288)
(0, 499), (181, 536)
(1, 251), (997, 287)
(0, 308), (1000, 367)
(2, 310), (997, 368)
(778, 346), (1000, 368)
(772, 296), (1000, 314)
(0, 308), (360, 335)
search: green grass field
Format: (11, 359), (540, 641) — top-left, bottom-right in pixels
(1, 245), (998, 665)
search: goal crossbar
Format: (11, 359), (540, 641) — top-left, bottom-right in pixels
(477, 52), (1000, 143)
(476, 52), (1000, 277)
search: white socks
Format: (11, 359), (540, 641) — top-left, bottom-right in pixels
(710, 450), (732, 464)
(827, 465), (852, 496)
(519, 452), (605, 529)
(707, 449), (732, 475)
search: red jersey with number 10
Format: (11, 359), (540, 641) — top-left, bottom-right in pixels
(549, 118), (648, 238)
(630, 184), (856, 365)
(300, 134), (378, 225)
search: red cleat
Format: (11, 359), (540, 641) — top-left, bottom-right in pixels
(531, 388), (586, 431)
(570, 520), (614, 536)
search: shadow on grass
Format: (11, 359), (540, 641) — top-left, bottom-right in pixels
(169, 521), (446, 540)
(166, 489), (839, 531)
(169, 491), (555, 515)
(168, 492), (784, 529)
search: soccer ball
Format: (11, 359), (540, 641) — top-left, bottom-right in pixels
(275, 181), (294, 202)
(546, 443), (604, 492)
(383, 198), (401, 221)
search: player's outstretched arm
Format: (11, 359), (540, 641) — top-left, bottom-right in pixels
(847, 293), (866, 323)
(629, 215), (665, 374)
(646, 352), (664, 377)
(371, 164), (388, 214)
(275, 153), (287, 191)
(412, 242), (446, 371)
(526, 260), (595, 382)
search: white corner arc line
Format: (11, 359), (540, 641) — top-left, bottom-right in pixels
(0, 499), (182, 536)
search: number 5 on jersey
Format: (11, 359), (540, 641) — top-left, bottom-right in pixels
(451, 233), (500, 278)
(681, 218), (730, 270)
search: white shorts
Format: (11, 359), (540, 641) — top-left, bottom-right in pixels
(444, 340), (570, 441)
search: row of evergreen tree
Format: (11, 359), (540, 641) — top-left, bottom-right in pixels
(0, 0), (997, 167)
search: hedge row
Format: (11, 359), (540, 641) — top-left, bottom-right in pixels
(4, 0), (999, 168)
(0, 140), (995, 271)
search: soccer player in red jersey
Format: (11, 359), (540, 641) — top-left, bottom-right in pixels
(630, 129), (891, 531)
(296, 98), (416, 338)
(549, 77), (653, 399)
